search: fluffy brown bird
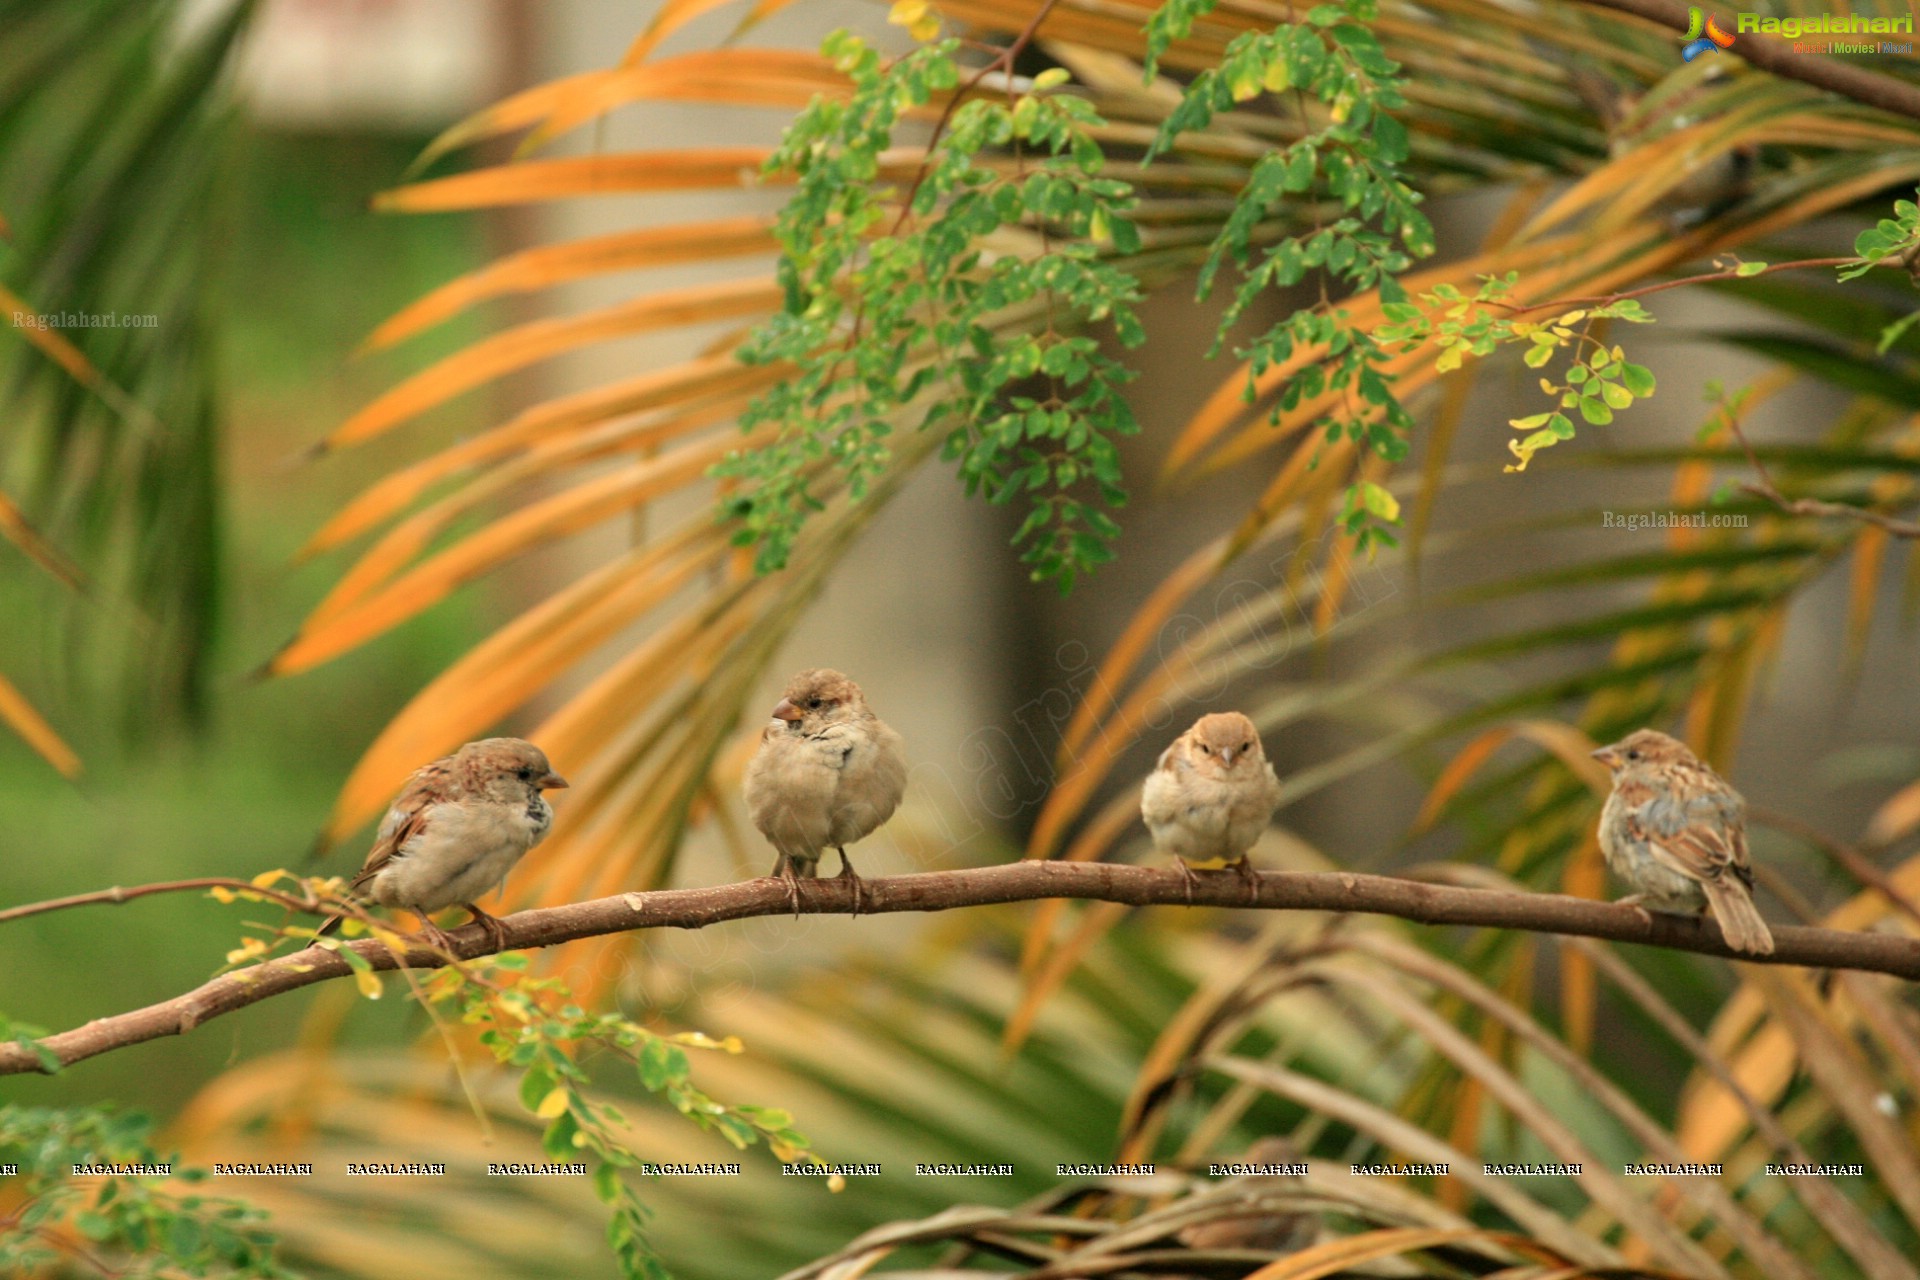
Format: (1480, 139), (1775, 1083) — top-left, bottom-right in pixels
(1177, 1137), (1314, 1257)
(319, 738), (568, 951)
(1142, 711), (1283, 902)
(742, 669), (907, 914)
(1563, 62), (1755, 227)
(1593, 728), (1774, 955)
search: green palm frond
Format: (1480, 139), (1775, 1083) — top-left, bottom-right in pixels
(0, 0), (256, 733)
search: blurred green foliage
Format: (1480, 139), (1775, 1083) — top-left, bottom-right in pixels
(0, 129), (498, 1115)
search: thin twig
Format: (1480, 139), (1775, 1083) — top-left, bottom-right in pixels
(1718, 392), (1920, 539)
(1509, 257), (1859, 316)
(0, 877), (326, 926)
(3, 862), (1917, 1078)
(888, 0), (1062, 237)
(1753, 805), (1920, 931)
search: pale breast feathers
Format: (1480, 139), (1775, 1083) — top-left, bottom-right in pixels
(744, 730), (841, 853)
(828, 720), (907, 845)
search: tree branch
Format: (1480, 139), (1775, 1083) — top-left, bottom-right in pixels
(1718, 389), (1920, 539)
(1752, 805), (1920, 930)
(4, 863), (1918, 1077)
(1509, 257), (1859, 317)
(0, 877), (324, 925)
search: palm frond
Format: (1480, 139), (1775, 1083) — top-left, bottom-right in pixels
(0, 0), (257, 731)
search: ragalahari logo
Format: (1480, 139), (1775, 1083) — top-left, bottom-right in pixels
(1682, 6), (1736, 60)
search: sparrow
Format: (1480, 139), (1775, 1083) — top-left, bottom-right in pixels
(1177, 1137), (1313, 1257)
(318, 738), (568, 952)
(1593, 728), (1774, 955)
(742, 668), (907, 915)
(1563, 62), (1755, 228)
(1142, 711), (1283, 902)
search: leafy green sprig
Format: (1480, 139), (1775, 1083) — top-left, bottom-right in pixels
(197, 883), (817, 1280)
(1841, 194), (1920, 282)
(1373, 272), (1657, 472)
(425, 955), (816, 1280)
(1145, 0), (1434, 552)
(723, 31), (1145, 589)
(0, 1104), (287, 1279)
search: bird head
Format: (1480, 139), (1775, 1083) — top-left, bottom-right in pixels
(460, 737), (569, 801)
(1188, 711), (1265, 775)
(768, 668), (868, 733)
(1591, 728), (1694, 774)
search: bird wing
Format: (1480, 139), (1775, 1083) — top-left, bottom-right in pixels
(1140, 744), (1184, 829)
(350, 762), (446, 889)
(1255, 761), (1283, 811)
(1618, 774), (1746, 887)
(816, 718), (907, 847)
(849, 719), (908, 823)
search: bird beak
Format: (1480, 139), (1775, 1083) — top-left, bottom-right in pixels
(1590, 747), (1619, 770)
(771, 698), (802, 723)
(1218, 746), (1236, 767)
(539, 772), (569, 790)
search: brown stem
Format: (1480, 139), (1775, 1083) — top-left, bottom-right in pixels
(888, 0), (1062, 236)
(1510, 257), (1859, 316)
(0, 877), (325, 925)
(3, 862), (1918, 1077)
(1753, 804), (1920, 930)
(1719, 391), (1920, 539)
(1578, 0), (1920, 124)
(1737, 489), (1920, 539)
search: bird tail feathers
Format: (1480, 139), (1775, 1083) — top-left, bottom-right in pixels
(1705, 880), (1775, 955)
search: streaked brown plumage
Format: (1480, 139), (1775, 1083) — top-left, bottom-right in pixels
(742, 669), (906, 913)
(1177, 1137), (1314, 1257)
(319, 738), (568, 951)
(1593, 728), (1773, 955)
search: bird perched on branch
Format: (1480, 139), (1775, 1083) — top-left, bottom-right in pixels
(1142, 711), (1283, 902)
(1593, 728), (1774, 955)
(1177, 1137), (1314, 1257)
(743, 668), (907, 914)
(1562, 61), (1755, 228)
(318, 738), (568, 951)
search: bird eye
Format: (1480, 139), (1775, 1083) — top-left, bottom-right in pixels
(807, 697), (822, 709)
(1198, 743), (1211, 754)
(517, 766), (535, 780)
(1625, 749), (1640, 762)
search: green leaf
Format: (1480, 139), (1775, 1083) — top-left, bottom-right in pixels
(638, 1037), (673, 1091)
(1877, 309), (1920, 356)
